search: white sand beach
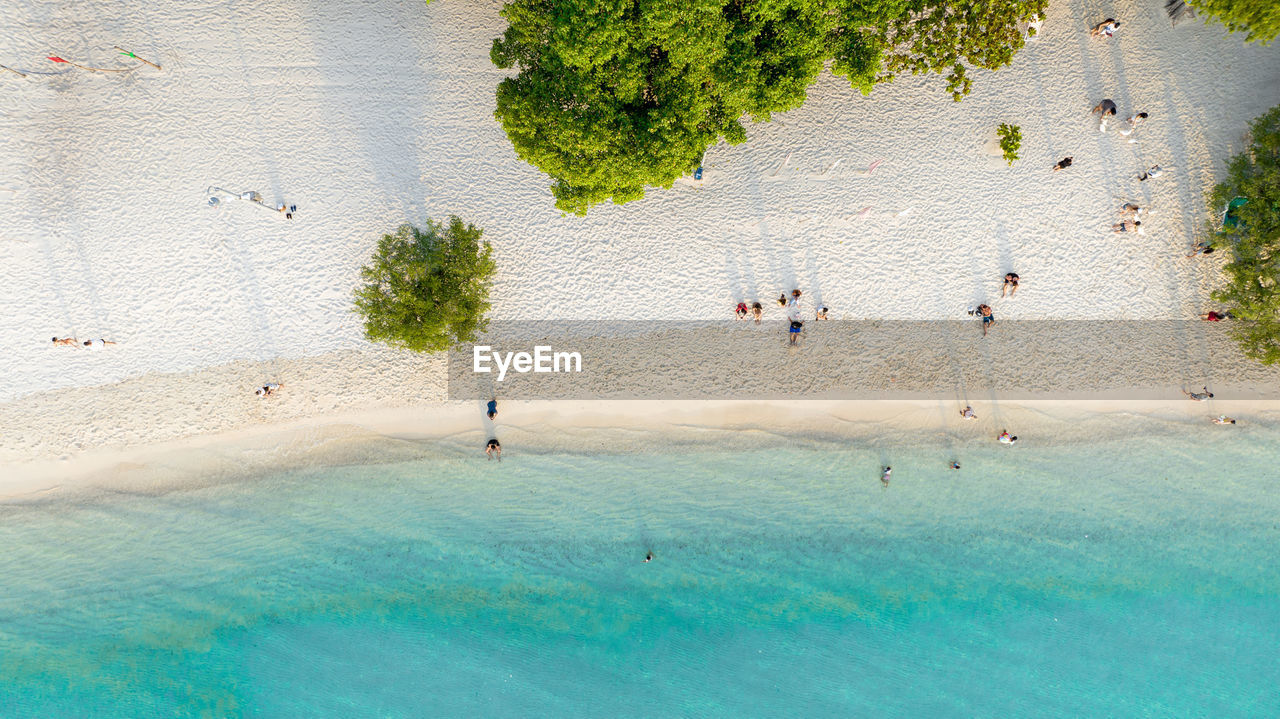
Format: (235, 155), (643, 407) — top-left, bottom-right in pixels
(2, 0), (1279, 482)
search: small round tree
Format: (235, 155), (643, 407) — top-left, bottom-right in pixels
(997, 123), (1022, 166)
(354, 219), (496, 352)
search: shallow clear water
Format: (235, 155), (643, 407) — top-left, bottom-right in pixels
(2, 428), (1279, 717)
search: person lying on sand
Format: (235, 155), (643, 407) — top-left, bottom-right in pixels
(1002, 273), (1020, 297)
(486, 437), (501, 461)
(998, 430), (1018, 444)
(487, 399), (498, 420)
(1053, 157), (1073, 172)
(1112, 221), (1142, 234)
(51, 336), (79, 346)
(255, 382), (282, 397)
(82, 338), (117, 350)
(1213, 415), (1237, 425)
(1200, 311), (1231, 322)
(1090, 18), (1120, 38)
(1119, 203), (1147, 218)
(1187, 242), (1215, 258)
(1183, 387), (1214, 401)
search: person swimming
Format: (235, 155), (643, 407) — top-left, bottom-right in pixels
(950, 461), (961, 470)
(644, 551), (653, 563)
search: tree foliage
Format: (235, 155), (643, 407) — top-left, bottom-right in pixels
(997, 122), (1021, 166)
(1209, 106), (1280, 364)
(1190, 0), (1280, 45)
(353, 219), (496, 353)
(492, 0), (1045, 214)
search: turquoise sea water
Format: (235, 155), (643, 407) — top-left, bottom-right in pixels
(2, 427), (1279, 717)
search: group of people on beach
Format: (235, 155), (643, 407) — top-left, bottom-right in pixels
(733, 288), (828, 345)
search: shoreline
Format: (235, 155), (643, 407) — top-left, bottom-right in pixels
(5, 383), (1274, 500)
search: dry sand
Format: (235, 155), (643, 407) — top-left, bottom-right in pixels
(2, 0), (1279, 482)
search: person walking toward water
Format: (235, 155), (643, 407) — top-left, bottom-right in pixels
(1002, 273), (1020, 297)
(486, 438), (502, 460)
(1183, 387), (1214, 401)
(1112, 220), (1142, 233)
(976, 304), (995, 336)
(788, 318), (804, 345)
(752, 302), (763, 324)
(487, 399), (498, 420)
(1053, 157), (1073, 172)
(998, 430), (1018, 444)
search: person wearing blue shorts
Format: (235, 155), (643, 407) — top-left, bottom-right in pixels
(789, 318), (804, 345)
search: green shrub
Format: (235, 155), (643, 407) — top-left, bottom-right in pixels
(1208, 105), (1280, 363)
(1190, 0), (1280, 44)
(491, 0), (1048, 214)
(997, 123), (1022, 166)
(353, 219), (496, 353)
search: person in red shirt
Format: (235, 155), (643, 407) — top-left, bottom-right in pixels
(1200, 311), (1232, 321)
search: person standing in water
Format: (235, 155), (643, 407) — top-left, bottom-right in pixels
(644, 551), (654, 563)
(881, 466), (892, 486)
(486, 438), (501, 460)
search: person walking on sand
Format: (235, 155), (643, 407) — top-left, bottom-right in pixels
(752, 302), (763, 324)
(1187, 242), (1216, 258)
(1090, 18), (1120, 38)
(1053, 157), (1073, 172)
(1120, 112), (1148, 142)
(789, 289), (803, 306)
(1213, 415), (1237, 425)
(486, 437), (502, 461)
(960, 405), (977, 420)
(1139, 165), (1163, 181)
(487, 399), (498, 420)
(1002, 273), (1020, 297)
(52, 336), (79, 347)
(976, 304), (995, 336)
(998, 430), (1018, 444)
(82, 338), (117, 350)
(788, 317), (804, 345)
(1091, 99), (1117, 131)
(1112, 220), (1142, 234)
(1183, 387), (1214, 401)
(735, 301), (749, 320)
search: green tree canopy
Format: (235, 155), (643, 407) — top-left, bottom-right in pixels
(1209, 105), (1280, 363)
(492, 0), (1045, 214)
(1191, 0), (1280, 45)
(353, 219), (496, 352)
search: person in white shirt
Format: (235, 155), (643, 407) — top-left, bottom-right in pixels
(82, 338), (117, 350)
